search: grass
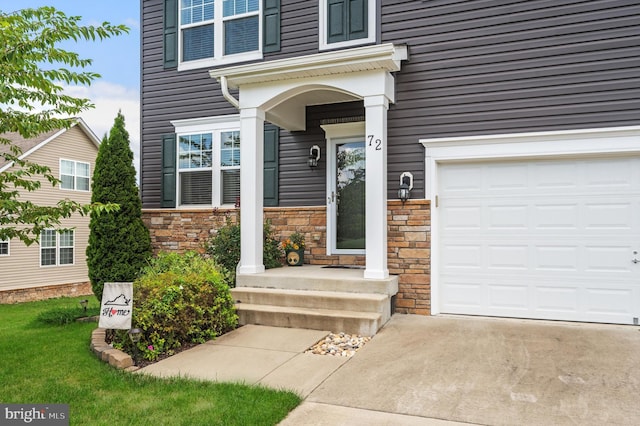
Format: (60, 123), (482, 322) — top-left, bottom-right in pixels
(0, 297), (301, 425)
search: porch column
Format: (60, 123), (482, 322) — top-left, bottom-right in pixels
(364, 95), (389, 279)
(238, 107), (266, 274)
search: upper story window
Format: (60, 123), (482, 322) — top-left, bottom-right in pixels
(60, 159), (90, 191)
(0, 239), (8, 256)
(179, 0), (262, 70)
(174, 116), (241, 207)
(319, 0), (376, 51)
(40, 229), (74, 267)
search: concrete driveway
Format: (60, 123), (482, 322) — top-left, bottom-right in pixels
(291, 314), (640, 426)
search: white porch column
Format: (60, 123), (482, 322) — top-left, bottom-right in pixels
(364, 95), (389, 279)
(238, 107), (266, 274)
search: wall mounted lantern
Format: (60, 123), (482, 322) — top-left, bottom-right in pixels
(308, 145), (321, 168)
(398, 172), (413, 203)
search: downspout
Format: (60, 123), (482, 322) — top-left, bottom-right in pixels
(220, 76), (240, 109)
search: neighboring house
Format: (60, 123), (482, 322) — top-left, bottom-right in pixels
(140, 1), (640, 327)
(0, 119), (99, 302)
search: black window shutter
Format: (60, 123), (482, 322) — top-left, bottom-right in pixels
(164, 0), (178, 68)
(348, 0), (367, 40)
(263, 0), (281, 53)
(327, 0), (347, 43)
(263, 124), (279, 206)
(161, 134), (177, 208)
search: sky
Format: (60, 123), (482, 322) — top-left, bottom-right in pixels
(3, 1), (141, 169)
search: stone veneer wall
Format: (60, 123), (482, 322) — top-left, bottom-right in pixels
(0, 282), (93, 304)
(142, 199), (431, 315)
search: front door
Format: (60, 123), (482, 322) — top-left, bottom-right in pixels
(328, 139), (366, 253)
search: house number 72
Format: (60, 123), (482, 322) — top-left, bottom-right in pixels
(368, 135), (382, 151)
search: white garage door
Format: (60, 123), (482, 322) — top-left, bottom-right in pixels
(439, 156), (640, 324)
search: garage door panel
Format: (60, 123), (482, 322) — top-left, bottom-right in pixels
(585, 158), (636, 189)
(488, 284), (529, 310)
(585, 246), (635, 273)
(441, 278), (486, 308)
(441, 205), (482, 230)
(535, 246), (579, 271)
(487, 245), (528, 270)
(535, 285), (579, 312)
(584, 202), (633, 230)
(534, 204), (578, 230)
(534, 162), (580, 190)
(584, 287), (635, 315)
(439, 156), (640, 325)
(441, 244), (482, 269)
(487, 205), (528, 229)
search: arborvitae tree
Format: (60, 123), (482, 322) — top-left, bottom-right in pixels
(87, 112), (151, 301)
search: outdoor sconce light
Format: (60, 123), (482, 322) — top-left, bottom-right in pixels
(398, 172), (413, 203)
(308, 145), (321, 168)
(79, 299), (88, 313)
(128, 328), (142, 365)
(128, 327), (142, 344)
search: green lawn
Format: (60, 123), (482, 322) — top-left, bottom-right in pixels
(0, 297), (301, 425)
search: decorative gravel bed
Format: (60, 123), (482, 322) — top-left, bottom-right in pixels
(305, 332), (371, 357)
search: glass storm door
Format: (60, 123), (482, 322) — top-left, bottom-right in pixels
(333, 141), (366, 252)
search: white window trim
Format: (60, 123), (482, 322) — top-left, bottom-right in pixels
(178, 1), (263, 71)
(39, 229), (75, 267)
(0, 239), (9, 257)
(319, 0), (377, 51)
(60, 159), (90, 192)
(172, 115), (242, 208)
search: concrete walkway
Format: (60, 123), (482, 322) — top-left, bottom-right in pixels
(138, 315), (640, 425)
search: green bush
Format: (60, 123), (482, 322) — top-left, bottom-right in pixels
(36, 305), (99, 326)
(205, 217), (283, 285)
(87, 112), (152, 301)
(114, 251), (238, 361)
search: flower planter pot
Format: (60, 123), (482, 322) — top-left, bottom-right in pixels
(286, 249), (304, 266)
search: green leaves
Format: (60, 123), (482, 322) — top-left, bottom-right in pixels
(0, 6), (128, 245)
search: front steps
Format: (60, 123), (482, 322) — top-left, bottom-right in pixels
(232, 266), (398, 336)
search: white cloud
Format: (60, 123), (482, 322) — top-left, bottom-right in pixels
(66, 81), (141, 174)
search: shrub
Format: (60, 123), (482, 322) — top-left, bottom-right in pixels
(87, 112), (152, 301)
(36, 306), (99, 326)
(114, 251), (238, 361)
(205, 217), (283, 285)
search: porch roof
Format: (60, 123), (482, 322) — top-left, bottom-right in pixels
(209, 43), (408, 89)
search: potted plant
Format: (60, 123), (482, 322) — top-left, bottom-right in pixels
(282, 232), (305, 266)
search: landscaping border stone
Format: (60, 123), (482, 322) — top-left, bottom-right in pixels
(91, 327), (139, 371)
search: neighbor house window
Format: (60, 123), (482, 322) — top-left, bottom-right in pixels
(319, 0), (376, 50)
(179, 0), (261, 69)
(174, 116), (242, 207)
(0, 239), (8, 256)
(60, 159), (90, 191)
(40, 229), (74, 267)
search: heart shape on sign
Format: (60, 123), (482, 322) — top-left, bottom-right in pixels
(111, 308), (118, 316)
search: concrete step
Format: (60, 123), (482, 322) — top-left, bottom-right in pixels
(236, 265), (398, 295)
(231, 287), (390, 314)
(235, 303), (382, 337)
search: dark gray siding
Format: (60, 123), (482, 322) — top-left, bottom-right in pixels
(279, 102), (365, 206)
(141, 0), (640, 208)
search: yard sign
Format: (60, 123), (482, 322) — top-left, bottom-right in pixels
(98, 282), (133, 329)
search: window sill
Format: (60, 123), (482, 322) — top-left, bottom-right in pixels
(177, 51), (263, 72)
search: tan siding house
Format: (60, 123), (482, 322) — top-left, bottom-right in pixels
(0, 119), (100, 300)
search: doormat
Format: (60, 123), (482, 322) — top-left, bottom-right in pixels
(321, 265), (364, 269)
